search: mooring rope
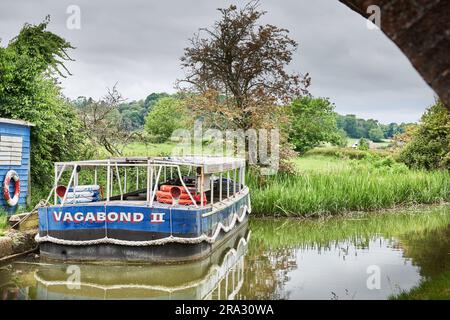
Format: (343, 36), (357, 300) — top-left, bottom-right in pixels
(9, 199), (47, 230)
(35, 205), (249, 246)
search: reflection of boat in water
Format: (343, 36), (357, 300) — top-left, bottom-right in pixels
(33, 224), (250, 300)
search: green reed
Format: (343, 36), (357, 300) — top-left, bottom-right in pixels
(248, 161), (450, 217)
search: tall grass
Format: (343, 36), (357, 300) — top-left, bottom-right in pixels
(0, 213), (8, 235)
(392, 268), (450, 300)
(248, 161), (450, 216)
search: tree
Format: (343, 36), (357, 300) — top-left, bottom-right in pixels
(77, 85), (136, 156)
(144, 92), (170, 113)
(368, 126), (385, 142)
(145, 97), (189, 143)
(0, 17), (90, 195)
(399, 100), (450, 170)
(177, 1), (309, 171)
(336, 114), (405, 140)
(119, 100), (146, 131)
(288, 97), (345, 154)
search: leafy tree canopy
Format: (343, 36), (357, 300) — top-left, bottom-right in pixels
(145, 97), (190, 143)
(399, 100), (450, 170)
(177, 1), (310, 172)
(0, 17), (90, 197)
(336, 114), (410, 140)
(288, 97), (346, 154)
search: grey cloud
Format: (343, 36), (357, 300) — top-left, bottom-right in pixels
(0, 0), (436, 123)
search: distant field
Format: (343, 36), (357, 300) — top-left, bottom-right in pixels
(292, 155), (351, 173)
(121, 142), (176, 156)
(346, 138), (392, 148)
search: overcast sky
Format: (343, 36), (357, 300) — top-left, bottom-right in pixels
(0, 0), (437, 123)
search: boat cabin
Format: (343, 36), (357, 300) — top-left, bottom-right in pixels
(49, 156), (247, 208)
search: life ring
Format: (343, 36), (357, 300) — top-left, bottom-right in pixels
(3, 170), (20, 206)
(156, 185), (206, 205)
(160, 185), (196, 194)
(156, 190), (204, 201)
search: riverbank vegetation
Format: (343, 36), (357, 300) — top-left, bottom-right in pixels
(0, 17), (91, 197)
(248, 204), (450, 251)
(248, 154), (450, 216)
(393, 269), (450, 300)
(0, 213), (8, 235)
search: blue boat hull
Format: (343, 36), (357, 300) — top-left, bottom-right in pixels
(37, 190), (250, 263)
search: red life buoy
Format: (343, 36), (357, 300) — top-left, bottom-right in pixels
(156, 190), (202, 201)
(159, 185), (196, 194)
(156, 197), (206, 206)
(3, 170), (20, 206)
(156, 185), (206, 205)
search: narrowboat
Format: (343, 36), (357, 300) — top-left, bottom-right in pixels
(36, 156), (250, 263)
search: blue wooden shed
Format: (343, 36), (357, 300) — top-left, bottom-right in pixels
(0, 118), (34, 213)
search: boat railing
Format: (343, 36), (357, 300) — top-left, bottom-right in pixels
(46, 157), (246, 208)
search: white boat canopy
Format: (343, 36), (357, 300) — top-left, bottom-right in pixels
(50, 156), (247, 208)
(55, 156), (246, 174)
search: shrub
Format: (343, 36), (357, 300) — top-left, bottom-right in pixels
(144, 97), (189, 143)
(358, 138), (370, 151)
(399, 100), (450, 170)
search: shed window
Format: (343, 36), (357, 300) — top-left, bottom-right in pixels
(0, 135), (23, 165)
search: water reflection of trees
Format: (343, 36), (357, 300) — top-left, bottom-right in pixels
(398, 227), (450, 279)
(239, 241), (297, 299)
(240, 208), (450, 299)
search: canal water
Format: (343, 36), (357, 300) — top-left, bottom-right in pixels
(1, 205), (449, 300)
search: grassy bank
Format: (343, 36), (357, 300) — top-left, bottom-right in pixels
(249, 155), (450, 216)
(305, 146), (392, 160)
(392, 269), (450, 300)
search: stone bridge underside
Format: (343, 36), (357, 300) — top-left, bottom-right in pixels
(340, 0), (449, 109)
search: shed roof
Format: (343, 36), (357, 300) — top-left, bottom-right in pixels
(0, 117), (35, 127)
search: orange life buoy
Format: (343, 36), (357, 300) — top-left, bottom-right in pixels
(3, 170), (20, 206)
(156, 190), (198, 200)
(160, 185), (195, 194)
(156, 185), (206, 205)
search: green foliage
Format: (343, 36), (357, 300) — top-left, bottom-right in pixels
(116, 92), (171, 131)
(0, 18), (92, 200)
(368, 126), (385, 142)
(305, 147), (391, 160)
(336, 114), (410, 139)
(399, 100), (450, 170)
(358, 138), (369, 151)
(248, 155), (450, 216)
(289, 97), (345, 154)
(0, 212), (7, 232)
(144, 92), (170, 113)
(144, 97), (189, 143)
(393, 268), (450, 300)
